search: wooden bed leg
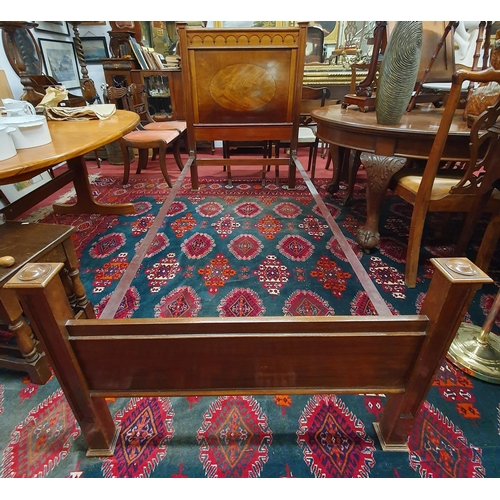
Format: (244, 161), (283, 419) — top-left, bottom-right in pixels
(5, 263), (118, 457)
(377, 257), (492, 450)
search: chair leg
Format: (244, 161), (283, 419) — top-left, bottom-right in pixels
(223, 141), (229, 172)
(171, 138), (184, 171)
(157, 143), (172, 188)
(475, 212), (500, 273)
(309, 140), (319, 181)
(120, 140), (131, 185)
(325, 151), (331, 170)
(274, 141), (280, 183)
(405, 204), (429, 288)
(135, 149), (150, 175)
(226, 165), (233, 189)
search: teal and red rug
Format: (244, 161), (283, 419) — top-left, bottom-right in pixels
(1, 173), (499, 478)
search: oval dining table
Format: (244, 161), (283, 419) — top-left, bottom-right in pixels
(0, 109), (139, 217)
(312, 103), (471, 251)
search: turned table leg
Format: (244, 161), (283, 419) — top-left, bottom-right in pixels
(0, 289), (52, 384)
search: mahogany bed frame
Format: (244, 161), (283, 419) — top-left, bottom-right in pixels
(5, 256), (490, 456)
(4, 23), (491, 459)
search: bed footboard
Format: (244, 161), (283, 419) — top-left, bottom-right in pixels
(6, 257), (491, 456)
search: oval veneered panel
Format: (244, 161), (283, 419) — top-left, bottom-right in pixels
(209, 63), (276, 112)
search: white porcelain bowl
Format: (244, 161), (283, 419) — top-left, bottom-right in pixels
(0, 124), (17, 161)
(0, 115), (52, 149)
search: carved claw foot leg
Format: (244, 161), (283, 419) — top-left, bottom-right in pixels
(356, 227), (380, 252)
(357, 152), (407, 252)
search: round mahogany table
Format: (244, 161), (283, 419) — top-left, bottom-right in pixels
(312, 104), (471, 251)
(0, 110), (139, 215)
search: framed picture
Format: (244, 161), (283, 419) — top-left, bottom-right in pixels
(34, 21), (69, 36)
(38, 39), (80, 89)
(129, 37), (149, 70)
(80, 36), (110, 64)
(0, 172), (53, 204)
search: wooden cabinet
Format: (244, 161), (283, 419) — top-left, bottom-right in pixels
(130, 69), (185, 121)
(102, 58), (185, 121)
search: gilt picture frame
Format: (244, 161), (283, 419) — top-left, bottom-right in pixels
(39, 38), (80, 89)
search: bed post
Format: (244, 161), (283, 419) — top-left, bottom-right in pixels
(4, 263), (118, 457)
(375, 257), (492, 451)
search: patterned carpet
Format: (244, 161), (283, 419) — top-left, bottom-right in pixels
(1, 169), (499, 478)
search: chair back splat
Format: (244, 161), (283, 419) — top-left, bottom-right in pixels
(176, 22), (308, 190)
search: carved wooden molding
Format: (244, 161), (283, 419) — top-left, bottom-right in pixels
(184, 30), (301, 48)
(360, 152), (407, 192)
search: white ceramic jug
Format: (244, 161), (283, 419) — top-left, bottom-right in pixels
(0, 98), (36, 117)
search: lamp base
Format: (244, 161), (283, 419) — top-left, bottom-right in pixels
(447, 323), (500, 384)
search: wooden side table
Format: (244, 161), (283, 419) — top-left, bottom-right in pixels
(0, 221), (94, 384)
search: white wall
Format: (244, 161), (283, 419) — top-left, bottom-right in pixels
(0, 22), (111, 101)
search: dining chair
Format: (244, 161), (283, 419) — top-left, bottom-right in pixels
(278, 86), (331, 181)
(103, 85), (185, 186)
(387, 67), (500, 288)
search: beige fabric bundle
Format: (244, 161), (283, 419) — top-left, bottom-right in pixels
(44, 104), (117, 121)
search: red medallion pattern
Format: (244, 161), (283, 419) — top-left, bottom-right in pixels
(198, 253), (237, 294)
(93, 253), (129, 291)
(170, 213), (197, 238)
(131, 214), (156, 236)
(276, 235), (314, 262)
(298, 215), (328, 240)
(197, 396), (273, 477)
(145, 253), (181, 292)
(408, 401), (485, 477)
(165, 201), (188, 217)
(297, 394), (376, 478)
(102, 397), (174, 478)
(89, 232), (126, 259)
(142, 232), (170, 258)
(154, 286), (202, 318)
(233, 201), (263, 218)
(180, 232), (216, 259)
(227, 234), (263, 260)
(255, 214), (283, 239)
(283, 290), (335, 316)
(216, 288), (265, 317)
(211, 213), (241, 238)
(273, 201), (302, 219)
(1, 389), (80, 478)
(310, 255), (351, 298)
(196, 201), (224, 218)
(253, 254), (290, 295)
